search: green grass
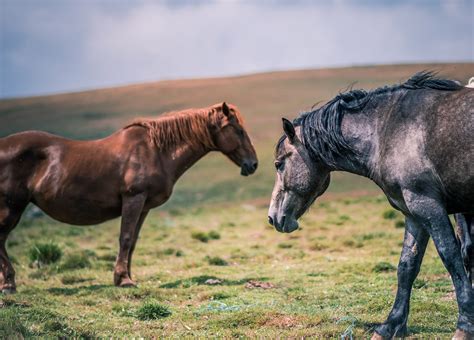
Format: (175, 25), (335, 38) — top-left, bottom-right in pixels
(28, 242), (63, 266)
(1, 64), (470, 337)
(135, 300), (172, 320)
(0, 195), (459, 337)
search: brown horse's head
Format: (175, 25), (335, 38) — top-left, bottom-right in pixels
(213, 102), (258, 176)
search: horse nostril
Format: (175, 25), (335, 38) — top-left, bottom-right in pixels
(252, 161), (258, 171)
(268, 216), (274, 225)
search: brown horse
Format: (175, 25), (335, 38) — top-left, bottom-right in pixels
(0, 102), (258, 293)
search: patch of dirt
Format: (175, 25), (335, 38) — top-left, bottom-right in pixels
(261, 314), (302, 328)
(245, 280), (275, 289)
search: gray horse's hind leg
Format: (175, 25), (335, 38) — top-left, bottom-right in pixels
(455, 213), (474, 288)
(374, 216), (429, 338)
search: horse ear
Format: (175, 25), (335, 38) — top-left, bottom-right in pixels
(222, 102), (231, 117)
(282, 118), (296, 143)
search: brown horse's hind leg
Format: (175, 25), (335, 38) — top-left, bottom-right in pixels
(0, 200), (27, 294)
(114, 194), (146, 287)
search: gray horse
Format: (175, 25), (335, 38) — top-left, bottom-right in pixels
(268, 72), (473, 339)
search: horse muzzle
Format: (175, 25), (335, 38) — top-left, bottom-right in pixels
(268, 214), (299, 233)
(241, 160), (258, 176)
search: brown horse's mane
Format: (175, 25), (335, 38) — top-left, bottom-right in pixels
(124, 103), (244, 151)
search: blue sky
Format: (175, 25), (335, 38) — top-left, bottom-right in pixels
(1, 0), (473, 98)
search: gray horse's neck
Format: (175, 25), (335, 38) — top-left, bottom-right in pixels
(329, 95), (391, 180)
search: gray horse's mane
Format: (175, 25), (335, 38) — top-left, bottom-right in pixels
(277, 71), (462, 167)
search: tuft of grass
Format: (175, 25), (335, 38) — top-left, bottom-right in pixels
(208, 230), (221, 240)
(161, 248), (176, 256)
(278, 242), (293, 249)
(135, 300), (172, 320)
(373, 262), (396, 273)
(394, 220), (405, 228)
(210, 292), (232, 300)
(59, 251), (92, 271)
(206, 256), (228, 266)
(29, 242), (63, 267)
(382, 209), (398, 220)
(342, 238), (364, 248)
(191, 231), (209, 243)
(192, 230), (221, 242)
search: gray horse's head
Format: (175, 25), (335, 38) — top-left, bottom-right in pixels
(268, 118), (330, 233)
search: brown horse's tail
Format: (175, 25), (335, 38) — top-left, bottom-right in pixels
(455, 213), (474, 287)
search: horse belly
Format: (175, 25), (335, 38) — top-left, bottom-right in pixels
(31, 169), (123, 225)
(33, 193), (122, 225)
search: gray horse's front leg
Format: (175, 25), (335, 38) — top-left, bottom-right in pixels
(405, 195), (474, 337)
(373, 216), (429, 339)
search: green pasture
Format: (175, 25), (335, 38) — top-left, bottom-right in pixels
(1, 64), (471, 337)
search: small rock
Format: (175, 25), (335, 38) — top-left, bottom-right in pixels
(204, 279), (223, 285)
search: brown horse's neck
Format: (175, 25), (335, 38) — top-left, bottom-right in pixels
(162, 138), (213, 183)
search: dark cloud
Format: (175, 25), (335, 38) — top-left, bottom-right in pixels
(1, 0), (472, 98)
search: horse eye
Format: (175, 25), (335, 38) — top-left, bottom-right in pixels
(237, 129), (244, 136)
(275, 161), (283, 171)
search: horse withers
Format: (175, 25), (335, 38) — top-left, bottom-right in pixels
(0, 102), (258, 293)
(268, 72), (473, 339)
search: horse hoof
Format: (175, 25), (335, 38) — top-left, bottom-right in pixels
(453, 329), (474, 340)
(119, 278), (137, 288)
(371, 332), (385, 340)
(2, 287), (17, 295)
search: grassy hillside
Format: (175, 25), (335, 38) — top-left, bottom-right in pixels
(1, 63), (473, 337)
(1, 63), (472, 206)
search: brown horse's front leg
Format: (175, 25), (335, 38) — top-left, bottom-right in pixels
(127, 211), (148, 279)
(114, 194), (146, 287)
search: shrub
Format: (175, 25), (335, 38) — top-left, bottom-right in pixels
(59, 251), (92, 271)
(136, 300), (172, 320)
(206, 256), (228, 266)
(278, 243), (293, 249)
(382, 209), (397, 220)
(373, 262), (396, 273)
(29, 242), (63, 267)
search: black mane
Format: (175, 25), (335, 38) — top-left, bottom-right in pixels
(277, 71), (462, 167)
